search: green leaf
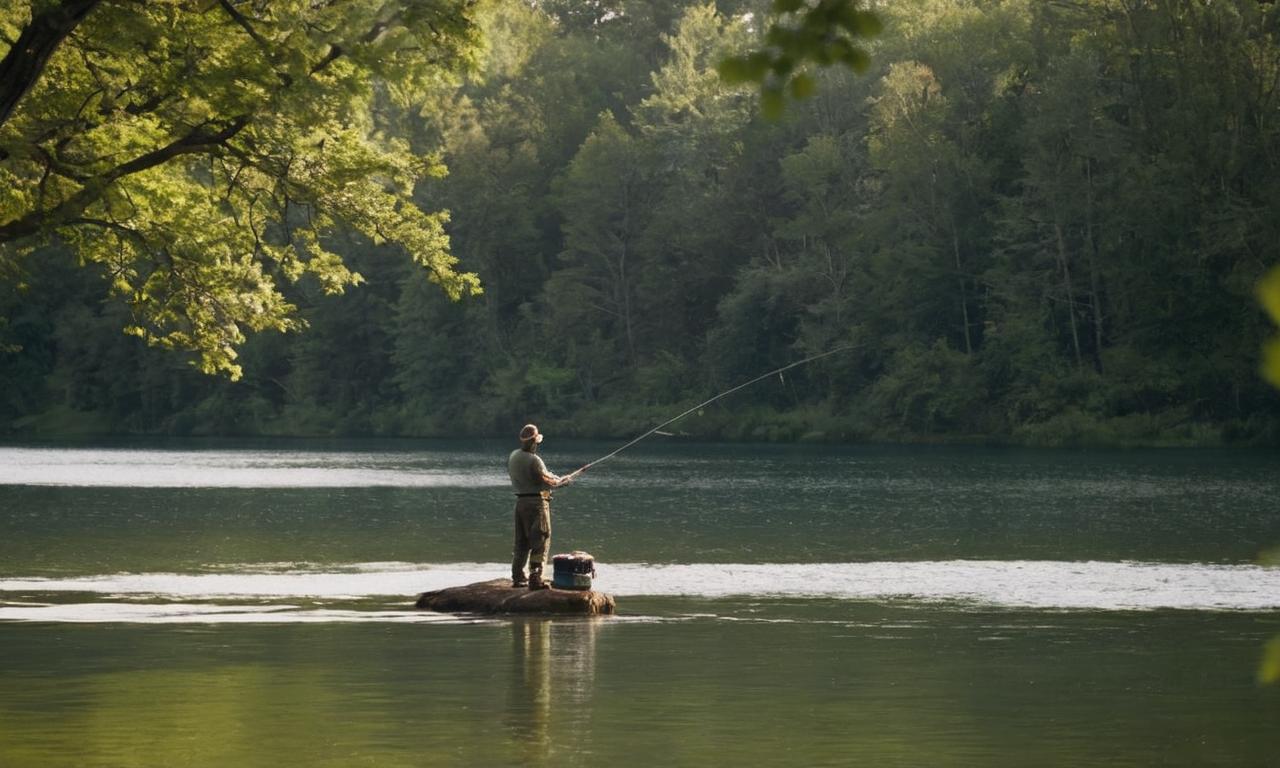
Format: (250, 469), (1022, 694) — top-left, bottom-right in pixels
(1260, 268), (1280, 388)
(789, 72), (816, 100)
(1259, 266), (1280, 325)
(748, 52), (775, 78)
(853, 10), (884, 36)
(845, 48), (871, 73)
(718, 1), (882, 116)
(760, 86), (786, 121)
(717, 57), (752, 84)
(1262, 338), (1280, 389)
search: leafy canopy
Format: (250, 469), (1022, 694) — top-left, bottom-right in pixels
(0, 0), (483, 379)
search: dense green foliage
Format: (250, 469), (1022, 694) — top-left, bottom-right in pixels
(0, 0), (482, 380)
(3, 0), (1279, 444)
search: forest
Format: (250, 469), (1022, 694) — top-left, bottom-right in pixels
(2, 0), (1279, 445)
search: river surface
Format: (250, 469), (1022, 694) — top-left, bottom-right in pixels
(1, 440), (1278, 766)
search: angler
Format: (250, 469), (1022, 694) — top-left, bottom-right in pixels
(502, 345), (850, 593)
(508, 423), (580, 590)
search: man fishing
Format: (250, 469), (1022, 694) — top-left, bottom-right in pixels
(508, 424), (579, 590)
(503, 349), (847, 591)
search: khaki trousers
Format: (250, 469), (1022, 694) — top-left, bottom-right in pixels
(512, 496), (551, 580)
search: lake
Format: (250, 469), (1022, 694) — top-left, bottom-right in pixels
(1, 440), (1278, 766)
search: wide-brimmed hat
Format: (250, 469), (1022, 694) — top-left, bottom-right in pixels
(519, 424), (543, 444)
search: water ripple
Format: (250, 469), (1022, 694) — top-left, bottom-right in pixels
(2, 560), (1277, 616)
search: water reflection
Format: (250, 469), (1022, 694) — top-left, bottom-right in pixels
(0, 446), (508, 488)
(4, 443), (1278, 571)
(506, 618), (600, 765)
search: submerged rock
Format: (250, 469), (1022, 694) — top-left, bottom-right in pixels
(415, 579), (616, 616)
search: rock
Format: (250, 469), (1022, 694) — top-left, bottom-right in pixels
(415, 579), (616, 616)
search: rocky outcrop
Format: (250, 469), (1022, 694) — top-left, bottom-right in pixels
(414, 579), (616, 616)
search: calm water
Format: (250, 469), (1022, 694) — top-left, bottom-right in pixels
(1, 440), (1278, 766)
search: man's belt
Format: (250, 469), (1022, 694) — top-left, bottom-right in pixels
(515, 492), (548, 498)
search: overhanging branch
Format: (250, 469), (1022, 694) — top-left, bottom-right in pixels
(0, 0), (102, 130)
(0, 116), (249, 243)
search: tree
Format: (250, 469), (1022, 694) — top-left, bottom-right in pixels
(5, 0), (1280, 446)
(631, 2), (753, 361)
(868, 60), (988, 355)
(773, 134), (864, 331)
(1000, 50), (1114, 373)
(0, 0), (482, 379)
(549, 111), (655, 368)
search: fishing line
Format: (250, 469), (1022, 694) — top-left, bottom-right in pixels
(569, 344), (856, 477)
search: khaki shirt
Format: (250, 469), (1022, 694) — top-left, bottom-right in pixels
(508, 448), (551, 495)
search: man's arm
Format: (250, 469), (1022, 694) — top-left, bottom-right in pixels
(537, 458), (586, 488)
(545, 465), (588, 488)
(539, 466), (576, 488)
(532, 455), (571, 489)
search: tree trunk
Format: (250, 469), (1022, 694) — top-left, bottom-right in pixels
(1084, 157), (1104, 374)
(1054, 217), (1084, 370)
(0, 0), (101, 131)
(952, 221), (972, 355)
(618, 182), (636, 365)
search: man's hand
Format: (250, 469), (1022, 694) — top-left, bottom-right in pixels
(558, 467), (586, 488)
(547, 466), (586, 488)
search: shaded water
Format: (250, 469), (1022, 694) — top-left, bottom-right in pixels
(1, 440), (1278, 766)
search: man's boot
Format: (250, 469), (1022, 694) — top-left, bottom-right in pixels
(528, 565), (551, 590)
(511, 573), (528, 588)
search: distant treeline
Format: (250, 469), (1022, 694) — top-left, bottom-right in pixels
(3, 0), (1279, 445)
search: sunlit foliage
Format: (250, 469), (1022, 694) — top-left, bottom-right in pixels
(0, 0), (482, 379)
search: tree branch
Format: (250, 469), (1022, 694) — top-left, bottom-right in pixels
(0, 116), (249, 243)
(0, 0), (102, 130)
(216, 0), (271, 51)
(311, 10), (402, 75)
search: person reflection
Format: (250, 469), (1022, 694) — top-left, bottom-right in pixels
(506, 617), (601, 765)
(510, 619), (552, 764)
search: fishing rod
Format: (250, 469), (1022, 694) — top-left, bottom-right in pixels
(567, 344), (856, 479)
